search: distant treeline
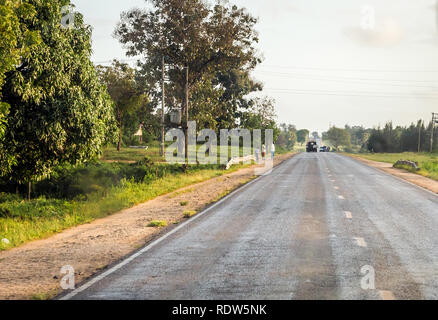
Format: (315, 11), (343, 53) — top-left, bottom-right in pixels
(339, 121), (438, 153)
(366, 121), (437, 153)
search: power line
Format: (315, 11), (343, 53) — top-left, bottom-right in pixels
(260, 64), (438, 73)
(264, 88), (438, 99)
(256, 70), (438, 84)
(257, 71), (438, 89)
(266, 87), (438, 95)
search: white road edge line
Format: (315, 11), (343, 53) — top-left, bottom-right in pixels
(59, 157), (292, 300)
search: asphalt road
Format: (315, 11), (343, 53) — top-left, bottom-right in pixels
(64, 153), (438, 300)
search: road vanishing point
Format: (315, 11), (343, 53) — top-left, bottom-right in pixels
(62, 153), (438, 300)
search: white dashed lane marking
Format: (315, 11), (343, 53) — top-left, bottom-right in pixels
(338, 195), (345, 200)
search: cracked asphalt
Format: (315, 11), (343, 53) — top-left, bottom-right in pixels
(64, 153), (438, 300)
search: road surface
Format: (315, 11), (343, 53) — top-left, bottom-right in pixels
(63, 153), (438, 300)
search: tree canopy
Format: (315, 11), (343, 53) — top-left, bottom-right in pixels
(277, 124), (297, 150)
(97, 60), (147, 151)
(367, 121), (437, 153)
(240, 97), (279, 141)
(325, 127), (351, 150)
(296, 129), (309, 145)
(0, 0), (41, 174)
(115, 0), (262, 129)
(0, 0), (115, 183)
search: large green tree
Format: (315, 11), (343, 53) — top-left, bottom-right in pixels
(326, 127), (351, 151)
(240, 97), (280, 141)
(115, 0), (262, 130)
(0, 0), (115, 189)
(277, 124), (297, 150)
(0, 0), (40, 175)
(296, 129), (309, 145)
(97, 60), (146, 151)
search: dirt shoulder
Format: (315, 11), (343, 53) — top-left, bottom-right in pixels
(0, 153), (295, 300)
(348, 155), (438, 194)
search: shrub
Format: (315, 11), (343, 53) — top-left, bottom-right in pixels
(183, 211), (197, 218)
(147, 220), (168, 228)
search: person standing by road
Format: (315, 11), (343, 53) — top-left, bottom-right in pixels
(271, 143), (275, 160)
(261, 144), (266, 160)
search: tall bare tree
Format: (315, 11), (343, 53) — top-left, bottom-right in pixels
(114, 0), (262, 130)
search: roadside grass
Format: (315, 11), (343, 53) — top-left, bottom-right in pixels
(0, 164), (252, 251)
(0, 142), (295, 251)
(102, 143), (294, 164)
(147, 220), (168, 228)
(180, 201), (189, 206)
(347, 152), (438, 181)
(101, 144), (252, 164)
(293, 144), (306, 153)
(169, 188), (196, 199)
(31, 292), (53, 300)
(101, 146), (163, 163)
(183, 211), (197, 218)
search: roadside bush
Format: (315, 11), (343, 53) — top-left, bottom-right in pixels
(0, 193), (21, 204)
(0, 159), (225, 200)
(0, 197), (74, 220)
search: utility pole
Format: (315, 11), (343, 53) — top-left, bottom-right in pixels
(418, 120), (422, 153)
(436, 0), (438, 34)
(431, 113), (438, 153)
(185, 66), (189, 161)
(161, 56), (165, 157)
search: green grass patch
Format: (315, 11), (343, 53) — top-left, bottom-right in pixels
(183, 211), (197, 218)
(147, 220), (168, 228)
(31, 292), (55, 300)
(180, 201), (189, 206)
(347, 152), (438, 181)
(102, 144), (283, 164)
(101, 146), (164, 163)
(394, 163), (419, 172)
(0, 162), (253, 251)
(0, 144), (294, 251)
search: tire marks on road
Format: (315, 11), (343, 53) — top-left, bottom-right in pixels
(292, 157), (339, 300)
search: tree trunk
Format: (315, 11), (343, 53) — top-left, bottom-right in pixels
(117, 112), (122, 152)
(28, 181), (31, 201)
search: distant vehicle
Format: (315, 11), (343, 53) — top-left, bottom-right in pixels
(320, 146), (328, 152)
(306, 141), (318, 152)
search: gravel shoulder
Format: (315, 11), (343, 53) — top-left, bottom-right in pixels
(348, 155), (438, 194)
(0, 153), (294, 300)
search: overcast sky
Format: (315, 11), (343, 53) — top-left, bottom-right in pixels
(72, 0), (438, 133)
